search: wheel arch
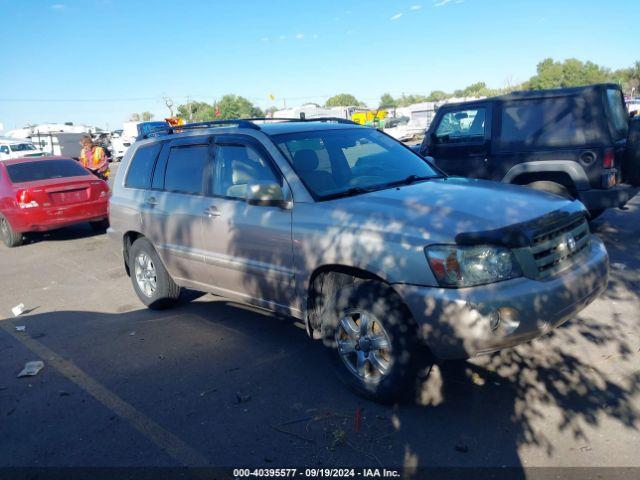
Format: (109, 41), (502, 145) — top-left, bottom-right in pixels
(502, 161), (590, 193)
(122, 230), (144, 277)
(304, 264), (405, 339)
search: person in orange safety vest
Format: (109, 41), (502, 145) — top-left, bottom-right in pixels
(79, 135), (109, 181)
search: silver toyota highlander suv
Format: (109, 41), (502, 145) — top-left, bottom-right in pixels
(108, 118), (609, 402)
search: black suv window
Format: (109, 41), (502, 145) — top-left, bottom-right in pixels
(214, 143), (280, 200)
(605, 88), (629, 141)
(164, 144), (210, 195)
(435, 108), (486, 143)
(499, 96), (593, 149)
(125, 143), (161, 189)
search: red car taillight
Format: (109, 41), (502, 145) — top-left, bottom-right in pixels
(603, 149), (615, 169)
(16, 189), (38, 208)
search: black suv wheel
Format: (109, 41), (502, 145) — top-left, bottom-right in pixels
(129, 237), (181, 309)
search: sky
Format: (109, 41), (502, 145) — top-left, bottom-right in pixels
(1, 0), (639, 131)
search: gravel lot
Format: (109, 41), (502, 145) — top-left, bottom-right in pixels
(0, 170), (638, 473)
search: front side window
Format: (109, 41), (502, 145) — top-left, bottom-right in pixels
(606, 88), (629, 140)
(0, 146), (9, 154)
(435, 108), (486, 143)
(163, 144), (210, 195)
(6, 159), (90, 183)
(274, 128), (438, 199)
(214, 143), (280, 199)
(125, 143), (161, 189)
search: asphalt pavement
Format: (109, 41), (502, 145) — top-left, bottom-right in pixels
(0, 173), (638, 473)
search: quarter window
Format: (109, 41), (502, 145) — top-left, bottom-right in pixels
(214, 143), (279, 199)
(164, 144), (210, 195)
(605, 88), (629, 141)
(435, 108), (486, 143)
(125, 143), (161, 189)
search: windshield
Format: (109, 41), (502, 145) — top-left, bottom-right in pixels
(274, 128), (439, 200)
(10, 143), (37, 152)
(6, 159), (90, 183)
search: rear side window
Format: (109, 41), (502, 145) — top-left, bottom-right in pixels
(125, 144), (161, 189)
(164, 145), (210, 195)
(498, 96), (596, 149)
(435, 108), (486, 143)
(605, 88), (629, 141)
(6, 160), (89, 183)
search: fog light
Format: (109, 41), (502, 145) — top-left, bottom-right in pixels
(489, 311), (500, 331)
(497, 307), (520, 335)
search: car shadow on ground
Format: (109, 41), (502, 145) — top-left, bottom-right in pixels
(1, 295), (638, 471)
(20, 223), (106, 246)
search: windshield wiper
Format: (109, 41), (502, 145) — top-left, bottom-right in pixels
(319, 186), (373, 201)
(382, 174), (437, 189)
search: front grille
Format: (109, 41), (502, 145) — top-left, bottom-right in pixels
(530, 215), (590, 279)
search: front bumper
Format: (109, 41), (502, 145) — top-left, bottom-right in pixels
(392, 237), (609, 359)
(578, 184), (638, 211)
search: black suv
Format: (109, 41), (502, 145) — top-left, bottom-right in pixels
(418, 84), (639, 217)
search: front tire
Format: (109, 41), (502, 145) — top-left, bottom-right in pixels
(526, 181), (572, 199)
(129, 237), (181, 309)
(0, 214), (23, 248)
(321, 280), (429, 403)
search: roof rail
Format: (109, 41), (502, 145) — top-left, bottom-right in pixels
(174, 119), (260, 132)
(136, 116), (358, 140)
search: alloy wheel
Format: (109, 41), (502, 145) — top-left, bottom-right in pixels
(134, 252), (157, 297)
(335, 310), (393, 384)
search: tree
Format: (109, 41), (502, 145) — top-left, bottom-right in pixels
(325, 93), (364, 107)
(527, 58), (613, 90)
(379, 93), (397, 109)
(176, 96), (263, 122)
(177, 101), (216, 122)
(216, 94), (263, 119)
(426, 90), (449, 102)
(129, 112), (154, 122)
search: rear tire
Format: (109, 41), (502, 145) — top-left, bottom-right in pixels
(526, 181), (573, 199)
(321, 280), (430, 403)
(0, 214), (23, 248)
(129, 237), (181, 310)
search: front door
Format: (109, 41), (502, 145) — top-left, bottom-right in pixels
(141, 136), (214, 286)
(201, 135), (295, 312)
(428, 105), (491, 178)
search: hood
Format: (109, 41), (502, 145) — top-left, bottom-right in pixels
(323, 177), (585, 244)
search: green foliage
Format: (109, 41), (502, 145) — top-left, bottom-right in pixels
(325, 93), (364, 107)
(217, 94), (263, 119)
(527, 58), (614, 90)
(425, 90), (449, 102)
(176, 95), (262, 122)
(379, 92), (397, 108)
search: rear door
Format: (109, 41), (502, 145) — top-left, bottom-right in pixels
(142, 136), (214, 285)
(427, 104), (491, 178)
(200, 134), (295, 311)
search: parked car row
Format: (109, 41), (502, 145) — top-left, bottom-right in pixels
(1, 84), (636, 402)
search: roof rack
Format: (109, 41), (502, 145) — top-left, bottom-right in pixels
(136, 116), (358, 140)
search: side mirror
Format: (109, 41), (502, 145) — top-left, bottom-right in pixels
(246, 182), (292, 209)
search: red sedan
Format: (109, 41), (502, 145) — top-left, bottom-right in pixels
(0, 156), (109, 248)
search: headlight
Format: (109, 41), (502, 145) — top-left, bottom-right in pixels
(425, 244), (521, 287)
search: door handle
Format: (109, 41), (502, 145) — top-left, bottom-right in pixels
(204, 206), (221, 218)
(145, 197), (158, 207)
